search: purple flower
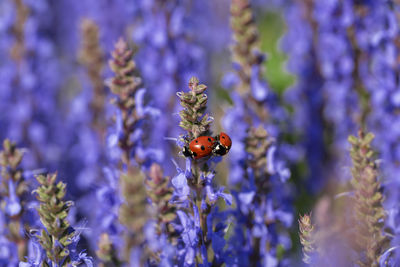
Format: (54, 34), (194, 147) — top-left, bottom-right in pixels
(171, 159), (192, 205)
(203, 172), (232, 205)
(132, 1), (209, 175)
(4, 180), (21, 217)
(177, 209), (201, 267)
(250, 65), (269, 101)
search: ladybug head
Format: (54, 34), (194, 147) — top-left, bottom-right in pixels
(213, 143), (227, 156)
(182, 146), (192, 158)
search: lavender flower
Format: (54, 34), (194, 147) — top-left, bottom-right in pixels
(229, 0), (285, 129)
(223, 0), (293, 265)
(145, 163), (177, 240)
(10, 0), (28, 64)
(118, 167), (149, 264)
(106, 37), (160, 168)
(78, 18), (107, 138)
(31, 173), (92, 266)
(228, 126), (292, 266)
(96, 233), (121, 267)
(282, 0), (352, 192)
(92, 167), (122, 267)
(132, 1), (208, 174)
(299, 213), (317, 264)
(0, 140), (29, 261)
(283, 1), (400, 262)
(348, 130), (390, 266)
(173, 77), (232, 265)
(348, 3), (400, 259)
(104, 37), (168, 265)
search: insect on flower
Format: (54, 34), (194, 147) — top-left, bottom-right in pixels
(183, 136), (216, 159)
(182, 132), (232, 159)
(213, 132), (232, 156)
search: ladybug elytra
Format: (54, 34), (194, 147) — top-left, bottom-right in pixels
(183, 136), (215, 159)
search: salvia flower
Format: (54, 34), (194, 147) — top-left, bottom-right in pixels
(228, 126), (292, 266)
(173, 77), (232, 265)
(106, 37), (160, 168)
(348, 130), (390, 266)
(118, 167), (149, 263)
(177, 77), (213, 139)
(132, 0), (208, 174)
(31, 173), (92, 266)
(105, 37), (165, 266)
(0, 139), (30, 261)
(145, 163), (177, 240)
(299, 213), (317, 265)
(106, 38), (144, 167)
(229, 0), (284, 129)
(78, 18), (107, 137)
(96, 233), (121, 267)
(224, 0), (293, 265)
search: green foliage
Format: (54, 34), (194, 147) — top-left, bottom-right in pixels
(349, 130), (390, 267)
(33, 173), (75, 265)
(258, 12), (295, 94)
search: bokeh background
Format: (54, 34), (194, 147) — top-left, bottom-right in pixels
(1, 0), (399, 265)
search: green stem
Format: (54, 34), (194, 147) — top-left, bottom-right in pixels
(193, 161), (211, 264)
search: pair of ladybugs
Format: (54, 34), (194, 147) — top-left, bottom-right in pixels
(182, 132), (232, 159)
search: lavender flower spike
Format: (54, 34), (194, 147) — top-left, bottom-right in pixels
(230, 0), (280, 125)
(107, 38), (143, 167)
(118, 167), (149, 263)
(0, 139), (29, 260)
(79, 18), (106, 137)
(32, 173), (92, 266)
(10, 0), (29, 64)
(349, 130), (390, 266)
(96, 233), (121, 267)
(299, 213), (317, 264)
(177, 76), (213, 139)
(228, 126), (292, 266)
(145, 163), (177, 240)
(230, 0), (264, 96)
(175, 77), (231, 265)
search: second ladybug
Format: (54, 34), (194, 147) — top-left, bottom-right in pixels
(213, 132), (232, 156)
(183, 136), (215, 159)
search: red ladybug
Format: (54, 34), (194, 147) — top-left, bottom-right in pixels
(213, 132), (232, 156)
(183, 136), (215, 159)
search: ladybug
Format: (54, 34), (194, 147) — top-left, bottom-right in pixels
(183, 136), (216, 159)
(213, 132), (232, 156)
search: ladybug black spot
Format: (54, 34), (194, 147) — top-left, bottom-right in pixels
(208, 138), (211, 142)
(201, 145), (205, 150)
(222, 136), (225, 139)
(195, 140), (198, 143)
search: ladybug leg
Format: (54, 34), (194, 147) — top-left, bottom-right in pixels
(182, 146), (192, 158)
